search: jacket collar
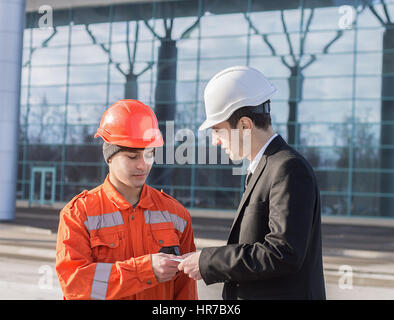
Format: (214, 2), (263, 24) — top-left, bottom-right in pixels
(103, 174), (154, 210)
(263, 134), (286, 157)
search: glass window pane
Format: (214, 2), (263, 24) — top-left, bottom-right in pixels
(298, 146), (349, 168)
(65, 145), (102, 162)
(351, 196), (380, 217)
(177, 39), (198, 60)
(194, 189), (241, 209)
(30, 66), (67, 86)
(170, 188), (191, 207)
(357, 29), (383, 52)
(68, 84), (107, 103)
(33, 171), (41, 201)
(66, 104), (105, 125)
(64, 165), (103, 183)
(352, 171), (381, 194)
(355, 100), (380, 122)
(321, 194), (348, 216)
(299, 100), (352, 123)
(199, 58), (246, 80)
(27, 124), (64, 144)
(356, 76), (381, 99)
(65, 125), (98, 144)
(69, 64), (108, 84)
(177, 80), (196, 103)
(201, 13), (249, 37)
(303, 76), (352, 99)
(30, 46), (69, 66)
(200, 36), (246, 58)
(303, 54), (354, 77)
(109, 83), (125, 102)
(70, 45), (109, 64)
(270, 101), (291, 124)
(27, 145), (63, 161)
(315, 169), (348, 193)
(28, 85), (66, 105)
(249, 56), (290, 78)
(177, 60), (197, 81)
(357, 52), (381, 76)
(44, 171), (54, 201)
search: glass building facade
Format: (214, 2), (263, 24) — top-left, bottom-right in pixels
(19, 0), (394, 218)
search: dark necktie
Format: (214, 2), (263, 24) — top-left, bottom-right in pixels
(244, 171), (252, 191)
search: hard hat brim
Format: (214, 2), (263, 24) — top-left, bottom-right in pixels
(94, 128), (164, 148)
(198, 119), (221, 131)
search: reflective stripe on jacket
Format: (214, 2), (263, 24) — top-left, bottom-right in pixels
(55, 175), (198, 300)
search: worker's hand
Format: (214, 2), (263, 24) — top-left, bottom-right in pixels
(178, 251), (202, 280)
(151, 253), (180, 283)
(179, 252), (195, 260)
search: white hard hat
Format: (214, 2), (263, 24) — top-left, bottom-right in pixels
(199, 66), (277, 131)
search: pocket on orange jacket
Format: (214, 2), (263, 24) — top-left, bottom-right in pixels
(148, 223), (181, 254)
(90, 232), (123, 262)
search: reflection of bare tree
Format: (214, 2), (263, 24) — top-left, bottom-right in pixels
(244, 9), (343, 146)
(143, 15), (200, 190)
(327, 116), (379, 216)
(143, 17), (200, 125)
(366, 0), (394, 216)
(23, 27), (58, 68)
(28, 95), (63, 144)
(30, 95), (48, 144)
(22, 27), (58, 144)
(85, 21), (153, 99)
(124, 22), (154, 98)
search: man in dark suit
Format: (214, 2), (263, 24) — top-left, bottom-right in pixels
(178, 66), (326, 300)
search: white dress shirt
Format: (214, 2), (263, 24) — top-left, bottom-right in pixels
(247, 133), (278, 174)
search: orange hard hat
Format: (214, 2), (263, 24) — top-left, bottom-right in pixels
(94, 99), (164, 148)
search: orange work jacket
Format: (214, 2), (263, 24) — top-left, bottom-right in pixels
(55, 175), (198, 300)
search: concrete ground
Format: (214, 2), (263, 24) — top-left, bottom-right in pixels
(1, 255), (394, 300)
(1, 206), (394, 300)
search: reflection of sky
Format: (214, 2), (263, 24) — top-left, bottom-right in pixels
(20, 4), (392, 148)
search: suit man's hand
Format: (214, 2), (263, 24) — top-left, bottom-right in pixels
(178, 251), (202, 280)
(151, 253), (180, 282)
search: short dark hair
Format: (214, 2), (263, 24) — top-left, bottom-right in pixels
(227, 100), (271, 130)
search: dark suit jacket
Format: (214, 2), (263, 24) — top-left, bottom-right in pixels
(199, 135), (326, 300)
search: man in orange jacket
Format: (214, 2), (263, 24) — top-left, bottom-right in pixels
(55, 99), (198, 300)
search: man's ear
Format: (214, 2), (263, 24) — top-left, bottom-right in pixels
(239, 116), (253, 130)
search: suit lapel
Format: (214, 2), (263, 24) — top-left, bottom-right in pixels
(228, 135), (286, 241)
(229, 155), (267, 232)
